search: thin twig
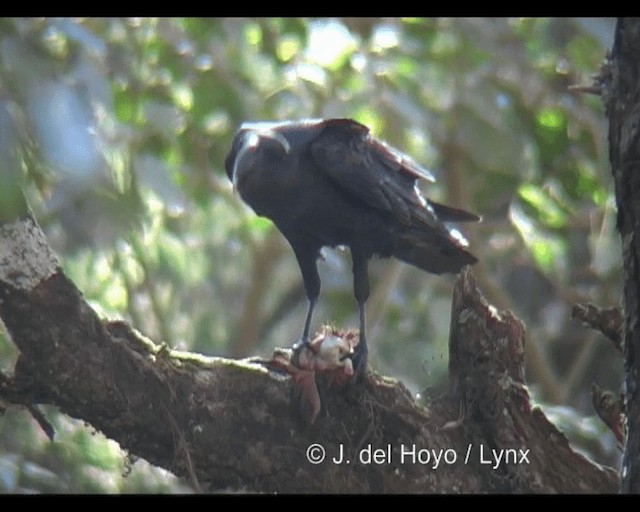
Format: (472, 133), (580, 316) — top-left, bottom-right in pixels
(568, 84), (602, 95)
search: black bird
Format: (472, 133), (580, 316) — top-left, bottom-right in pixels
(225, 118), (479, 381)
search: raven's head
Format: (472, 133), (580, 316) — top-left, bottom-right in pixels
(225, 128), (291, 192)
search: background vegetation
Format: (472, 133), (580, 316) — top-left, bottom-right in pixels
(0, 17), (620, 492)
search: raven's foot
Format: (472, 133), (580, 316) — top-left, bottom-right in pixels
(292, 337), (311, 352)
(291, 337), (315, 370)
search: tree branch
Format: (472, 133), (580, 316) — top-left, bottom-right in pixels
(0, 215), (619, 492)
(572, 303), (624, 353)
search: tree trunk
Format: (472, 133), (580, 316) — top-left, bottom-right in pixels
(0, 214), (618, 492)
(604, 17), (640, 493)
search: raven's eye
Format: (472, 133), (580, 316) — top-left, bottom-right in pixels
(254, 139), (290, 166)
(262, 143), (287, 161)
(254, 129), (291, 155)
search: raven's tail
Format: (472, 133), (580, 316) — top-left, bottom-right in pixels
(428, 200), (481, 223)
(392, 200), (479, 277)
(393, 226), (478, 274)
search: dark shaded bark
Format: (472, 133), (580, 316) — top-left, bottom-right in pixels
(448, 270), (618, 492)
(0, 215), (618, 493)
(603, 17), (640, 493)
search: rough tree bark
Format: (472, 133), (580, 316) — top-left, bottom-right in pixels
(604, 17), (640, 493)
(0, 213), (618, 493)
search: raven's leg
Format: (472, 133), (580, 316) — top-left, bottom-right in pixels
(292, 246), (321, 350)
(351, 251), (369, 382)
(301, 296), (317, 345)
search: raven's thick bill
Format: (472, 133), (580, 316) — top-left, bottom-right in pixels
(225, 118), (479, 381)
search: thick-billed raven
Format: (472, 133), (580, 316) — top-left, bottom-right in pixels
(225, 118), (479, 381)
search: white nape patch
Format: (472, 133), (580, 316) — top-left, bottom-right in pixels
(0, 217), (59, 291)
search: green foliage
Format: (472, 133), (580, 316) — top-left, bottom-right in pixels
(0, 17), (622, 491)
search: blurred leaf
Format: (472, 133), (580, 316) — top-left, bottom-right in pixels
(171, 82), (194, 112)
(276, 34), (301, 62)
(114, 87), (136, 123)
(509, 202), (568, 274)
(537, 106), (565, 130)
(158, 232), (188, 279)
(103, 276), (128, 311)
(135, 153), (187, 216)
(306, 19), (357, 70)
(571, 162), (608, 206)
(517, 183), (568, 228)
(244, 22), (262, 47)
(535, 106), (569, 163)
(352, 107), (384, 136)
(244, 215), (274, 237)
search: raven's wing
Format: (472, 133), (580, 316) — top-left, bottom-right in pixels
(309, 118), (477, 228)
(309, 118), (479, 274)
